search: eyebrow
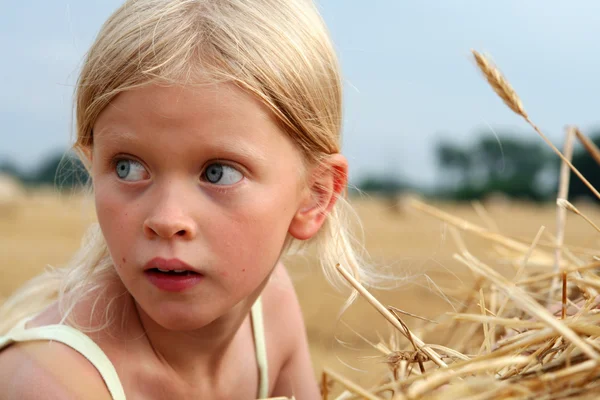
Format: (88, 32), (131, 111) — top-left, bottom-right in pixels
(211, 136), (269, 163)
(93, 128), (138, 142)
(93, 127), (269, 163)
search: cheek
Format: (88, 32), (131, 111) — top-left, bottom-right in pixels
(94, 182), (138, 264)
(96, 188), (121, 233)
(216, 183), (298, 267)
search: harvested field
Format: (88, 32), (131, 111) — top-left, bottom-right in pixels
(2, 191), (599, 396)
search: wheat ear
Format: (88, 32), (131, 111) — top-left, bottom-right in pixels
(472, 50), (527, 118)
(471, 49), (600, 201)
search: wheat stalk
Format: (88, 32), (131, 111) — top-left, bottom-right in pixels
(335, 263), (448, 368)
(471, 49), (600, 201)
(574, 127), (600, 167)
(557, 199), (600, 233)
(323, 368), (382, 400)
(551, 127), (576, 314)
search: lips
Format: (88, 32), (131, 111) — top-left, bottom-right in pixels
(143, 257), (204, 292)
(143, 257), (199, 273)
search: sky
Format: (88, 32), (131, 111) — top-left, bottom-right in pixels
(2, 1), (600, 187)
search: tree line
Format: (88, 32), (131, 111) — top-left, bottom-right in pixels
(356, 129), (600, 202)
(0, 152), (89, 189)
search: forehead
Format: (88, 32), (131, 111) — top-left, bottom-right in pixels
(91, 82), (300, 163)
(94, 82), (276, 135)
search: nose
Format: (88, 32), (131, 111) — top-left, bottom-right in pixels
(143, 191), (197, 240)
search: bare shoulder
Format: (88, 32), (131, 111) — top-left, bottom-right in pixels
(0, 338), (112, 399)
(262, 261), (320, 399)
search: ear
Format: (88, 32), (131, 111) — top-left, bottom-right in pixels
(288, 154), (348, 241)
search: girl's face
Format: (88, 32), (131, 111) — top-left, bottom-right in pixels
(91, 82), (308, 330)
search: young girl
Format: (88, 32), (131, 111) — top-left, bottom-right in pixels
(0, 0), (368, 398)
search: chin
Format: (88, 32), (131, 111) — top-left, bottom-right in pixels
(157, 316), (210, 332)
(140, 298), (226, 331)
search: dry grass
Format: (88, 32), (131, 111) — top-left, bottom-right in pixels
(314, 50), (600, 399)
(322, 197), (600, 399)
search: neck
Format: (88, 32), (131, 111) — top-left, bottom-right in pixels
(126, 274), (270, 386)
(98, 267), (271, 389)
(137, 300), (251, 378)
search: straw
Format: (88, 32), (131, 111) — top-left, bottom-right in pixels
(454, 252), (600, 361)
(323, 49), (600, 400)
(550, 127), (575, 308)
(574, 127), (600, 167)
(335, 264), (448, 368)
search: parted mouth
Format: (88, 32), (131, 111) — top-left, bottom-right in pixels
(143, 257), (201, 275)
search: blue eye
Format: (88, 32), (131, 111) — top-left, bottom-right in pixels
(203, 163), (243, 185)
(115, 159), (147, 181)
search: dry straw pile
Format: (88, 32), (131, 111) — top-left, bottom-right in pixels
(319, 50), (600, 399)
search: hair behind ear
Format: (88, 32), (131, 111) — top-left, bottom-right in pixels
(314, 196), (371, 309)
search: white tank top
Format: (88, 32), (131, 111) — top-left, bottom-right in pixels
(0, 297), (269, 399)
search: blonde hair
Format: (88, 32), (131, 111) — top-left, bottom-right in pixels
(0, 0), (370, 333)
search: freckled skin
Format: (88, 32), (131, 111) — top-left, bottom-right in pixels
(91, 83), (308, 331)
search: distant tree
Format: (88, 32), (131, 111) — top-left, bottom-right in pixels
(25, 151), (89, 189)
(436, 141), (472, 185)
(435, 132), (557, 201)
(0, 160), (21, 179)
(356, 175), (408, 195)
(473, 136), (555, 200)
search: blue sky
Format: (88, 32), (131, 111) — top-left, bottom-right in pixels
(2, 1), (600, 186)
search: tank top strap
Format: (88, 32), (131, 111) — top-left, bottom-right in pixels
(1, 300), (270, 400)
(250, 296), (269, 399)
(0, 318), (126, 400)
